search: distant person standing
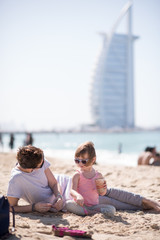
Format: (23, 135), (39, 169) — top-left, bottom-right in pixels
(0, 132), (3, 151)
(24, 133), (34, 146)
(9, 133), (15, 150)
(118, 143), (122, 154)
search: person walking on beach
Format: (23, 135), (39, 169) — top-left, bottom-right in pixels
(9, 133), (15, 150)
(7, 145), (63, 213)
(66, 141), (116, 216)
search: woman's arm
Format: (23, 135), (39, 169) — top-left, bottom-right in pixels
(45, 168), (63, 210)
(7, 196), (52, 213)
(70, 173), (84, 206)
(45, 168), (59, 195)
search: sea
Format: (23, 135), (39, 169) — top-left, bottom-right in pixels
(1, 131), (160, 167)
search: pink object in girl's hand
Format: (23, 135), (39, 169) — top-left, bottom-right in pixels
(52, 225), (92, 238)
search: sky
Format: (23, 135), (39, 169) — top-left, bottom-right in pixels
(0, 0), (160, 131)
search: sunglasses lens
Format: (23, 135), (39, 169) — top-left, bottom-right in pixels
(82, 160), (87, 164)
(75, 159), (79, 164)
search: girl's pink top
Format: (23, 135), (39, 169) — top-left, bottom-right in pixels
(77, 170), (99, 206)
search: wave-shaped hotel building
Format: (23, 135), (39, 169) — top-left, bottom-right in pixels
(90, 1), (137, 129)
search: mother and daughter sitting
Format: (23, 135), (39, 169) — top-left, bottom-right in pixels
(7, 142), (160, 215)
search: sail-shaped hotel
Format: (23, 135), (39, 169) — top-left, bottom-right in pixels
(90, 1), (137, 129)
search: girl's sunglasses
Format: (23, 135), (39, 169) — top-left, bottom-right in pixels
(74, 158), (89, 165)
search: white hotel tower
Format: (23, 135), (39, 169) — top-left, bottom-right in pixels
(90, 1), (137, 129)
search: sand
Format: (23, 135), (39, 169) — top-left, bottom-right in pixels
(0, 152), (160, 240)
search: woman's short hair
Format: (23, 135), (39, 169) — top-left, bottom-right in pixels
(17, 145), (43, 169)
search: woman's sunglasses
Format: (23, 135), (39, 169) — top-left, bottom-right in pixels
(74, 158), (89, 165)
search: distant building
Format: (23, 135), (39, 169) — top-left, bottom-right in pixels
(90, 1), (137, 129)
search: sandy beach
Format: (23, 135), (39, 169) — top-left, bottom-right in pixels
(0, 152), (160, 240)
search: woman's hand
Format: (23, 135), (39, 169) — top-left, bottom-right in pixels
(34, 202), (52, 213)
(52, 198), (63, 211)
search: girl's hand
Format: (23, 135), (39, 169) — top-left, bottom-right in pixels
(76, 195), (84, 206)
(103, 180), (107, 190)
(52, 198), (63, 211)
(99, 180), (107, 196)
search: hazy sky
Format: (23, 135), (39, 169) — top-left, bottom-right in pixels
(0, 0), (160, 131)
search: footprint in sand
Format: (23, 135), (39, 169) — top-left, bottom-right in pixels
(19, 224), (30, 229)
(151, 224), (159, 230)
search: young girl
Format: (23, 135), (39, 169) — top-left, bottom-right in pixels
(66, 141), (116, 216)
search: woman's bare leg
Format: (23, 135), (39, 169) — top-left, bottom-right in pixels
(142, 198), (160, 212)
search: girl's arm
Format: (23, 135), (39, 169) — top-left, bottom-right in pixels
(70, 173), (84, 206)
(45, 168), (63, 210)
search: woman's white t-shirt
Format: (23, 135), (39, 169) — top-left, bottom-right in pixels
(7, 159), (72, 205)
